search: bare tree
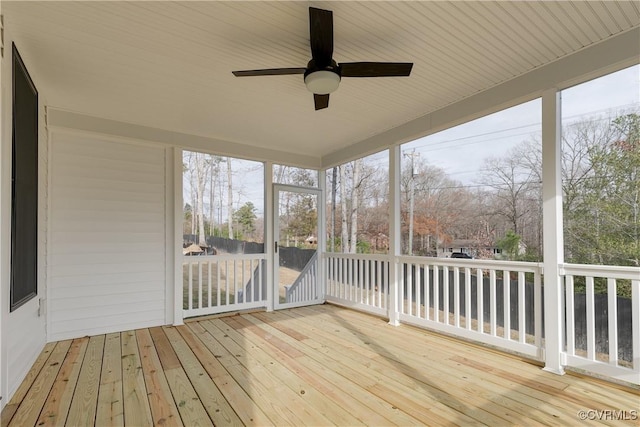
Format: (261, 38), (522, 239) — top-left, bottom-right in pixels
(184, 152), (197, 236)
(193, 152), (210, 245)
(339, 165), (348, 252)
(480, 148), (537, 236)
(331, 167), (337, 251)
(357, 162), (389, 253)
(400, 159), (467, 255)
(513, 139), (543, 256)
(208, 156), (222, 236)
(349, 159), (362, 253)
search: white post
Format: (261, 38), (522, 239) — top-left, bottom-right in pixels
(318, 169), (326, 301)
(541, 89), (565, 375)
(172, 147), (184, 326)
(389, 145), (401, 326)
(265, 162), (274, 312)
(0, 6), (5, 406)
(165, 147), (176, 324)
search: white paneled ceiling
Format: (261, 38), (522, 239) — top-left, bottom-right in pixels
(4, 1), (640, 165)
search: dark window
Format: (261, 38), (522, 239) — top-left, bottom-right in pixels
(10, 44), (38, 311)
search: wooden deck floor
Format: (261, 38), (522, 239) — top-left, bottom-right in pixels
(2, 304), (639, 426)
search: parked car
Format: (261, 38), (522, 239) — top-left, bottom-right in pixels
(451, 252), (472, 259)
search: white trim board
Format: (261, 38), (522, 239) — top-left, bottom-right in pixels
(47, 110), (321, 169)
(0, 35), (48, 407)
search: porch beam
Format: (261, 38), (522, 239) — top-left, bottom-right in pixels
(388, 145), (401, 326)
(541, 89), (564, 375)
(47, 110), (321, 170)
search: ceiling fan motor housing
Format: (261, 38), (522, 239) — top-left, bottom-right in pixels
(304, 59), (341, 94)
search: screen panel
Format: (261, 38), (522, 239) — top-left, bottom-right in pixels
(10, 43), (38, 311)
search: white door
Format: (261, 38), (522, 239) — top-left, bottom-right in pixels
(273, 185), (322, 310)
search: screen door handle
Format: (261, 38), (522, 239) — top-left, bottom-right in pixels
(275, 241), (278, 253)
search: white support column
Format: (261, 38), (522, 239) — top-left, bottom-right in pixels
(0, 5), (5, 406)
(265, 161), (274, 312)
(165, 147), (175, 324)
(388, 146), (401, 326)
(318, 169), (327, 301)
(541, 89), (565, 375)
(172, 147), (184, 326)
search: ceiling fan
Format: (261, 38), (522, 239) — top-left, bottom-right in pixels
(232, 7), (413, 111)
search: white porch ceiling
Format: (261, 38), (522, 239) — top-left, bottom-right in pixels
(4, 1), (640, 166)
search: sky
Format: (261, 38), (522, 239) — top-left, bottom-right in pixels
(402, 64), (640, 185)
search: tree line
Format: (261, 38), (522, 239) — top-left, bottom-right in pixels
(183, 154), (262, 245)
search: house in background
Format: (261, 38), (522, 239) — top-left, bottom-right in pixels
(0, 1), (639, 418)
(437, 239), (502, 259)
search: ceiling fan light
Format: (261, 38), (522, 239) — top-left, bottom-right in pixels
(304, 70), (340, 94)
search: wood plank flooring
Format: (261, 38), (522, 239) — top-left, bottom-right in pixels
(2, 304), (639, 426)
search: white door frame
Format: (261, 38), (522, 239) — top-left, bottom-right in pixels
(273, 184), (322, 310)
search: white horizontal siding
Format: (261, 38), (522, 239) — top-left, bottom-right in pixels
(51, 280), (164, 298)
(49, 132), (166, 341)
(51, 311), (164, 340)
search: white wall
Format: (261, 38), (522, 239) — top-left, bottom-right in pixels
(48, 131), (167, 341)
(0, 39), (48, 406)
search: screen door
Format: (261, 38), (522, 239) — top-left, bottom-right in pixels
(274, 185), (322, 309)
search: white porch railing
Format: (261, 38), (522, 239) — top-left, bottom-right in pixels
(183, 254), (267, 318)
(325, 254), (543, 359)
(285, 252), (318, 303)
(561, 263), (640, 385)
(325, 253), (390, 317)
(397, 256), (543, 360)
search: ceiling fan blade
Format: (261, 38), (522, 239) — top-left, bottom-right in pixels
(232, 68), (306, 77)
(309, 7), (333, 67)
(340, 62), (413, 77)
(314, 94), (329, 110)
